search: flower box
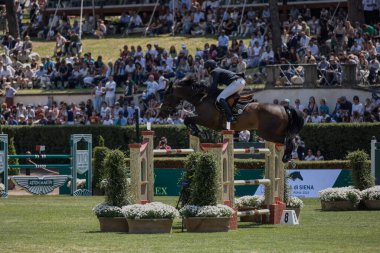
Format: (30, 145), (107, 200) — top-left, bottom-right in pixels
(361, 186), (380, 210)
(363, 200), (380, 210)
(321, 200), (357, 211)
(319, 187), (361, 211)
(122, 202), (179, 234)
(127, 218), (173, 234)
(98, 217), (129, 232)
(184, 217), (230, 232)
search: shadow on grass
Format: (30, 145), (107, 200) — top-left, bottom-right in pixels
(237, 223), (276, 229)
(85, 230), (128, 234)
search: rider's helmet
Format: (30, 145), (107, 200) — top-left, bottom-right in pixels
(204, 60), (217, 72)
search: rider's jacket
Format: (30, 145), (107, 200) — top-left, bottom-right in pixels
(209, 67), (240, 93)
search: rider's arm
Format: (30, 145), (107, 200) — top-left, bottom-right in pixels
(209, 70), (219, 93)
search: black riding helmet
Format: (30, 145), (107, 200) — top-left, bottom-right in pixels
(204, 60), (217, 71)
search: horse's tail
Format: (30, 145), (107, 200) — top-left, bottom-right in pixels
(282, 107), (305, 163)
(288, 107), (305, 135)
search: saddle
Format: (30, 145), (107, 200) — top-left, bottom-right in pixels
(216, 91), (256, 116)
(226, 92), (255, 107)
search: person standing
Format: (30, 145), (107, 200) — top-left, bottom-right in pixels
(92, 82), (104, 114)
(105, 76), (116, 107)
(3, 85), (17, 108)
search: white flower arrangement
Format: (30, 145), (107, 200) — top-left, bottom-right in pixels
(234, 195), (264, 209)
(179, 204), (234, 218)
(122, 202), (179, 220)
(67, 179), (87, 189)
(361, 186), (380, 201)
(319, 187), (362, 206)
(92, 203), (124, 218)
(0, 183), (5, 192)
(286, 196), (304, 208)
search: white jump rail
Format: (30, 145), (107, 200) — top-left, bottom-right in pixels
(234, 179), (271, 186)
(237, 209), (270, 217)
(233, 147), (271, 155)
(153, 149), (195, 156)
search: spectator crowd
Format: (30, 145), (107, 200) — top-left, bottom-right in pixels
(0, 0), (380, 130)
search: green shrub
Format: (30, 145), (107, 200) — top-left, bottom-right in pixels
(98, 135), (105, 147)
(177, 153), (197, 208)
(346, 150), (374, 190)
(8, 137), (19, 175)
(188, 152), (220, 206)
(104, 150), (130, 207)
(92, 146), (110, 191)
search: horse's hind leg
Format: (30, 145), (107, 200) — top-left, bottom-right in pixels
(282, 135), (295, 163)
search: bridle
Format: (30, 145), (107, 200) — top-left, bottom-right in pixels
(162, 78), (207, 114)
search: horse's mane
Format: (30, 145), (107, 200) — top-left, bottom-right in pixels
(177, 76), (222, 100)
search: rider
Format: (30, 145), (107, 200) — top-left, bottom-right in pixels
(204, 59), (246, 123)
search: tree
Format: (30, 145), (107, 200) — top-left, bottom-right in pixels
(5, 0), (19, 38)
(347, 0), (364, 24)
(269, 0), (282, 53)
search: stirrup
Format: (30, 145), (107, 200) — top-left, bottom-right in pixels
(227, 115), (237, 123)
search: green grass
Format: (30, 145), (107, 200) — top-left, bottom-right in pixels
(33, 35), (221, 63)
(0, 196), (379, 253)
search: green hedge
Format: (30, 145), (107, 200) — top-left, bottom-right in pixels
(1, 123), (379, 160)
(299, 123), (380, 160)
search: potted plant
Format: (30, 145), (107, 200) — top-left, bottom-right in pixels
(180, 204), (234, 232)
(93, 203), (128, 232)
(319, 187), (361, 211)
(93, 150), (131, 232)
(179, 152), (233, 232)
(286, 196), (304, 219)
(122, 202), (179, 234)
(361, 186), (380, 210)
(234, 195), (264, 222)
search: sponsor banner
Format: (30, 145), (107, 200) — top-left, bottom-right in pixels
(287, 169), (342, 198)
(256, 169), (352, 198)
(153, 168), (352, 197)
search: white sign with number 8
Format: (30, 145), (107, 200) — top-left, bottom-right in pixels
(280, 210), (299, 225)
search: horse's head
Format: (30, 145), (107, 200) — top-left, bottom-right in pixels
(159, 76), (206, 118)
(159, 80), (182, 118)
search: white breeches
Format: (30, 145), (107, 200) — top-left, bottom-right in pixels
(216, 78), (246, 102)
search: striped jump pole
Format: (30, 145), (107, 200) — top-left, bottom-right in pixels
(153, 149), (195, 155)
(237, 209), (270, 217)
(8, 154), (71, 159)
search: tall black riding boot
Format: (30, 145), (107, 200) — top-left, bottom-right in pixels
(219, 98), (236, 123)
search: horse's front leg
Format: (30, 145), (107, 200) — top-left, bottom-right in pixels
(184, 116), (201, 137)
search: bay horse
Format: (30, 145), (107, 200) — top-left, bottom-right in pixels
(159, 76), (304, 162)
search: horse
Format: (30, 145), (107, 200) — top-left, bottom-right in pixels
(158, 76), (305, 162)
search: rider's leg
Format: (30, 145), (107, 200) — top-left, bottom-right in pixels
(216, 79), (246, 123)
(219, 98), (235, 123)
(216, 78), (246, 103)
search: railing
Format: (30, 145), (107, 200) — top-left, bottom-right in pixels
(46, 0), (160, 9)
(46, 0), (345, 9)
(265, 63), (367, 88)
